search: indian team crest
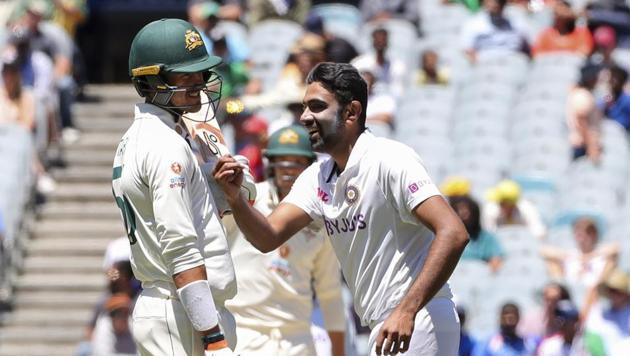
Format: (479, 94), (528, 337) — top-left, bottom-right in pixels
(345, 184), (359, 205)
(184, 29), (204, 51)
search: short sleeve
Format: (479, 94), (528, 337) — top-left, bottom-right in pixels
(381, 146), (441, 224)
(146, 140), (204, 275)
(282, 163), (323, 220)
(484, 231), (505, 259)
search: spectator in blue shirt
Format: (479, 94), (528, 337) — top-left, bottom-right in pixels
(458, 305), (477, 356)
(451, 195), (505, 273)
(473, 303), (535, 356)
(600, 65), (630, 132)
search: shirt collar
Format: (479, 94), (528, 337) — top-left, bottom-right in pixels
(325, 130), (374, 182)
(134, 103), (178, 130)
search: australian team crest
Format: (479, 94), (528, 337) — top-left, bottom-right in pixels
(345, 184), (359, 205)
(278, 129), (299, 144)
(184, 29), (204, 51)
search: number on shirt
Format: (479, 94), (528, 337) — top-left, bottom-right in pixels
(112, 165), (137, 245)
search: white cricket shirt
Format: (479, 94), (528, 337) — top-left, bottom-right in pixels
(224, 181), (345, 333)
(283, 132), (453, 327)
(112, 103), (236, 304)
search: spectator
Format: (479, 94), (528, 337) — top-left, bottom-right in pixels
(566, 65), (602, 162)
(586, 0), (630, 48)
(541, 217), (619, 290)
(10, 0), (78, 143)
(304, 13), (358, 64)
(351, 27), (407, 98)
(441, 176), (473, 199)
(237, 115), (268, 182)
(533, 0), (593, 57)
(188, 1), (249, 64)
(415, 49), (450, 86)
(519, 282), (572, 342)
(460, 0), (529, 62)
(246, 0), (312, 26)
(589, 26), (617, 70)
(586, 269), (630, 352)
(90, 293), (137, 356)
(451, 195), (504, 273)
(359, 0), (419, 25)
(482, 180), (547, 240)
(458, 306), (477, 356)
(1, 54), (35, 130)
(538, 300), (606, 356)
(241, 32), (325, 110)
(473, 303), (534, 355)
(355, 62), (396, 138)
(599, 65), (630, 132)
(102, 236), (131, 272)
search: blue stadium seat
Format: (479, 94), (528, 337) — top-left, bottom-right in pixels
(311, 4), (362, 42)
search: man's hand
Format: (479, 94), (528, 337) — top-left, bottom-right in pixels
(213, 156), (245, 205)
(374, 308), (415, 355)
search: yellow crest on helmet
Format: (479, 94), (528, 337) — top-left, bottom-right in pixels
(184, 29), (204, 51)
(278, 129), (299, 145)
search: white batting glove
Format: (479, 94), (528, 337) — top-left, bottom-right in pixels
(233, 155), (257, 204)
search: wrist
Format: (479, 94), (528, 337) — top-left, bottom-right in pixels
(202, 331), (228, 351)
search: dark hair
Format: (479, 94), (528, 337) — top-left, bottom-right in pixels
(450, 195), (482, 240)
(306, 62), (368, 131)
(501, 302), (520, 315)
(578, 65), (600, 88)
(610, 65), (629, 84)
(545, 282), (572, 301)
(372, 27), (388, 37)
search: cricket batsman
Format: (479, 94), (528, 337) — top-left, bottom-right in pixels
(224, 125), (346, 355)
(112, 18), (253, 355)
(214, 62), (469, 355)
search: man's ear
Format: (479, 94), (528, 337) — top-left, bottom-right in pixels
(346, 100), (362, 123)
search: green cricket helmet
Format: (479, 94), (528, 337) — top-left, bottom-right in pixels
(265, 125), (316, 160)
(128, 18), (222, 116)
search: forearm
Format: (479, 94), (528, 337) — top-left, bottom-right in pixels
(173, 266), (220, 337)
(397, 228), (468, 314)
(229, 196), (283, 253)
(328, 331), (345, 356)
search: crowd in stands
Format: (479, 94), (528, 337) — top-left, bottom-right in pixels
(0, 0), (86, 306)
(2, 0), (630, 354)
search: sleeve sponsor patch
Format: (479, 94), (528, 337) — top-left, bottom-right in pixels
(408, 179), (432, 194)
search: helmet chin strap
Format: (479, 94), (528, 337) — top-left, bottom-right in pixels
(155, 90), (219, 124)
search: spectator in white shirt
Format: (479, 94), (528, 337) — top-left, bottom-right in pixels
(460, 0), (529, 62)
(355, 62), (396, 138)
(351, 27), (407, 98)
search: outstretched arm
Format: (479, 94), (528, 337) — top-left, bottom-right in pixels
(213, 156), (312, 252)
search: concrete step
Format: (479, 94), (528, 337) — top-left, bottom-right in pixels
(23, 256), (105, 274)
(27, 237), (112, 257)
(15, 273), (106, 292)
(83, 84), (137, 99)
(0, 342), (78, 356)
(74, 100), (134, 117)
(38, 202), (119, 220)
(6, 309), (92, 327)
(13, 291), (101, 309)
(70, 132), (124, 150)
(52, 166), (113, 183)
(75, 116), (132, 132)
(0, 326), (83, 344)
(33, 219), (124, 239)
(47, 183), (114, 203)
(64, 150), (114, 166)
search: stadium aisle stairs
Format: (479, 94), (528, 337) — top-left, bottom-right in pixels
(0, 85), (135, 356)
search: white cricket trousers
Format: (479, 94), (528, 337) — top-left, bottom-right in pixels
(132, 286), (236, 356)
(233, 325), (317, 356)
(368, 297), (460, 356)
